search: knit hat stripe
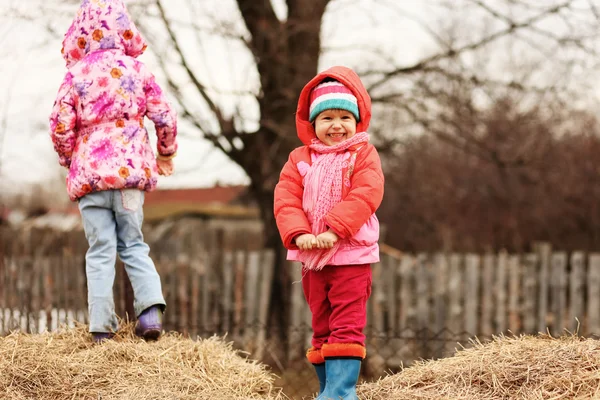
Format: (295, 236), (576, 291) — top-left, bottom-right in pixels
(309, 80), (360, 122)
(310, 81), (354, 99)
(309, 93), (358, 114)
(310, 100), (359, 122)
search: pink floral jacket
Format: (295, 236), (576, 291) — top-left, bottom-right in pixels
(49, 0), (177, 201)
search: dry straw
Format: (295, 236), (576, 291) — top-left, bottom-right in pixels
(358, 333), (600, 400)
(0, 323), (287, 400)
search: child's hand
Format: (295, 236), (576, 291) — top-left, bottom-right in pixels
(157, 158), (174, 176)
(316, 230), (339, 249)
(295, 234), (318, 250)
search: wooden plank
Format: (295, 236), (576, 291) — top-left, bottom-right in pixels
(551, 252), (567, 335)
(63, 254), (72, 327)
(76, 254), (87, 325)
(397, 255), (416, 363)
(233, 250), (246, 338)
(397, 256), (412, 332)
(244, 251), (260, 351)
(4, 237), (14, 332)
(508, 255), (521, 333)
(185, 226), (200, 337)
(55, 255), (65, 329)
(495, 252), (507, 334)
(522, 253), (538, 333)
(383, 254), (399, 335)
(420, 253), (435, 358)
(170, 259), (180, 332)
(433, 253), (448, 358)
(288, 261), (306, 362)
(221, 251), (234, 334)
(201, 250), (211, 335)
(30, 256), (42, 334)
(44, 257), (53, 332)
(569, 252), (585, 333)
(415, 254), (429, 338)
(464, 254), (480, 337)
(188, 258), (200, 338)
(19, 231), (31, 332)
(371, 261), (385, 335)
(178, 260), (189, 335)
(447, 254), (463, 342)
(17, 256), (28, 332)
(586, 254), (600, 335)
(207, 227), (223, 334)
(9, 258), (17, 331)
(24, 256), (34, 333)
(480, 254), (495, 336)
(535, 242), (552, 333)
(255, 249), (275, 360)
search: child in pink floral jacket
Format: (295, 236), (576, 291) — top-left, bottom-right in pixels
(49, 0), (177, 343)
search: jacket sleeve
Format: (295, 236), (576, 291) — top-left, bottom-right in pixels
(274, 150), (312, 250)
(49, 72), (77, 168)
(324, 145), (384, 239)
(144, 67), (178, 158)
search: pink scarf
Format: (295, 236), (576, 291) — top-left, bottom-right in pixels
(299, 131), (369, 270)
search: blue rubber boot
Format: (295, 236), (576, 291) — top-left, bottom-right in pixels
(313, 363), (327, 395)
(317, 358), (361, 400)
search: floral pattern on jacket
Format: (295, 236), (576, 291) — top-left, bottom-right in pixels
(49, 0), (177, 201)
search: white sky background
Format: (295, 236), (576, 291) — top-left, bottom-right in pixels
(0, 0), (599, 206)
(0, 0), (438, 201)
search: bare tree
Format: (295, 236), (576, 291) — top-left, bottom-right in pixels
(364, 0), (600, 147)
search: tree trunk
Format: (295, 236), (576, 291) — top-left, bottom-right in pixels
(233, 0), (330, 338)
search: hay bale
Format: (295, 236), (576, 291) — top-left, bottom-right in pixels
(0, 323), (286, 400)
(358, 334), (600, 399)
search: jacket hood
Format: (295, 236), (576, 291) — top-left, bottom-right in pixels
(61, 0), (147, 68)
(296, 66), (372, 145)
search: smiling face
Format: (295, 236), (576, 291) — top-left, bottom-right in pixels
(314, 109), (357, 146)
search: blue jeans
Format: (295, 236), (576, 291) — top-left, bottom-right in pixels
(78, 189), (166, 333)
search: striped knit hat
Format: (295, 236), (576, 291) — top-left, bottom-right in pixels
(309, 80), (360, 122)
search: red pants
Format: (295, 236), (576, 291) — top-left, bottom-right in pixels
(302, 264), (372, 349)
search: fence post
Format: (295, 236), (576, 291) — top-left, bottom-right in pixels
(570, 252), (585, 333)
(495, 252), (507, 334)
(522, 253), (538, 333)
(550, 252), (567, 336)
(508, 255), (521, 333)
(534, 242), (552, 333)
(586, 254), (600, 335)
(464, 254), (480, 338)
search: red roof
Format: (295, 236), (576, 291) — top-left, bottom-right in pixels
(144, 185), (248, 206)
(9, 186), (254, 221)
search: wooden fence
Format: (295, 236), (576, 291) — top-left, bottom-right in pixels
(288, 243), (600, 370)
(3, 226), (600, 369)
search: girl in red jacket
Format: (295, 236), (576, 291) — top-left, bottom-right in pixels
(274, 66), (384, 399)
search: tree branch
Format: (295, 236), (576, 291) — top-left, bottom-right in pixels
(366, 0), (575, 93)
(155, 0), (231, 135)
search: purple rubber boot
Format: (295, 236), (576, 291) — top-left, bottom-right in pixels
(135, 305), (163, 341)
(92, 332), (115, 343)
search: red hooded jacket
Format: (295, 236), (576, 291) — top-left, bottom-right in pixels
(274, 66), (384, 263)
